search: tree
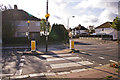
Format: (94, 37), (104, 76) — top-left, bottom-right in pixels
(112, 16), (120, 41)
(89, 25), (95, 34)
(0, 4), (12, 11)
(40, 18), (51, 35)
(49, 24), (69, 43)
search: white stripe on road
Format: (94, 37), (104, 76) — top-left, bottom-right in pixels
(41, 54), (72, 58)
(43, 73), (56, 76)
(22, 56), (25, 58)
(20, 59), (25, 62)
(71, 69), (87, 73)
(29, 73), (44, 77)
(19, 63), (24, 67)
(81, 52), (86, 53)
(50, 61), (93, 69)
(99, 57), (105, 59)
(109, 60), (118, 63)
(15, 69), (22, 75)
(57, 72), (70, 75)
(47, 57), (80, 61)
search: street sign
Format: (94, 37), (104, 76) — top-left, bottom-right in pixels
(45, 14), (50, 18)
(31, 40), (36, 51)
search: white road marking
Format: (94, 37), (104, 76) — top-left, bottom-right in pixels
(17, 51), (23, 54)
(47, 57), (80, 61)
(89, 54), (93, 56)
(41, 54), (72, 58)
(99, 57), (105, 59)
(43, 73), (56, 76)
(22, 56), (25, 58)
(71, 69), (87, 73)
(11, 75), (28, 79)
(109, 60), (118, 63)
(57, 72), (70, 75)
(15, 69), (22, 75)
(19, 63), (24, 67)
(50, 61), (93, 69)
(81, 52), (86, 53)
(20, 59), (24, 62)
(29, 73), (44, 77)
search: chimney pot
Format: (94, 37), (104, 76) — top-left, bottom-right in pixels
(14, 5), (17, 10)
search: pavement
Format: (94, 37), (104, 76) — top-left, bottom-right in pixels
(1, 39), (119, 80)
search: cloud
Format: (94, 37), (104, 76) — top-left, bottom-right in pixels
(72, 0), (118, 27)
(1, 0), (119, 29)
(99, 9), (118, 23)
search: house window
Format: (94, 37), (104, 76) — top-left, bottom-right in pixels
(36, 22), (40, 26)
(102, 28), (104, 31)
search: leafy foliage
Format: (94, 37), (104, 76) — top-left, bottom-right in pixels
(49, 24), (69, 42)
(40, 18), (51, 34)
(112, 16), (120, 31)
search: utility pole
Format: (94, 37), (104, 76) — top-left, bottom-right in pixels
(46, 0), (49, 52)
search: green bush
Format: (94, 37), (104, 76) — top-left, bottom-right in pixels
(49, 24), (69, 43)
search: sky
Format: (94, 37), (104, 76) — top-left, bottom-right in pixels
(0, 0), (119, 29)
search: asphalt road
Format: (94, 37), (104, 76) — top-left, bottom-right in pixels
(2, 39), (119, 79)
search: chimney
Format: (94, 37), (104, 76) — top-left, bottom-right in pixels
(14, 5), (18, 10)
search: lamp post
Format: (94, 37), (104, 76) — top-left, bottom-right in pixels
(67, 16), (75, 30)
(67, 16), (75, 39)
(27, 20), (30, 48)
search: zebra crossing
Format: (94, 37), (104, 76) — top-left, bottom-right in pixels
(40, 53), (95, 73)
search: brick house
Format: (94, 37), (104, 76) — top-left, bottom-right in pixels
(2, 5), (41, 39)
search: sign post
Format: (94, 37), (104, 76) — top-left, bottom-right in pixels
(45, 0), (50, 52)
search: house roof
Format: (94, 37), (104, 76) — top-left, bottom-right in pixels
(74, 25), (88, 30)
(95, 22), (112, 29)
(2, 8), (41, 22)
